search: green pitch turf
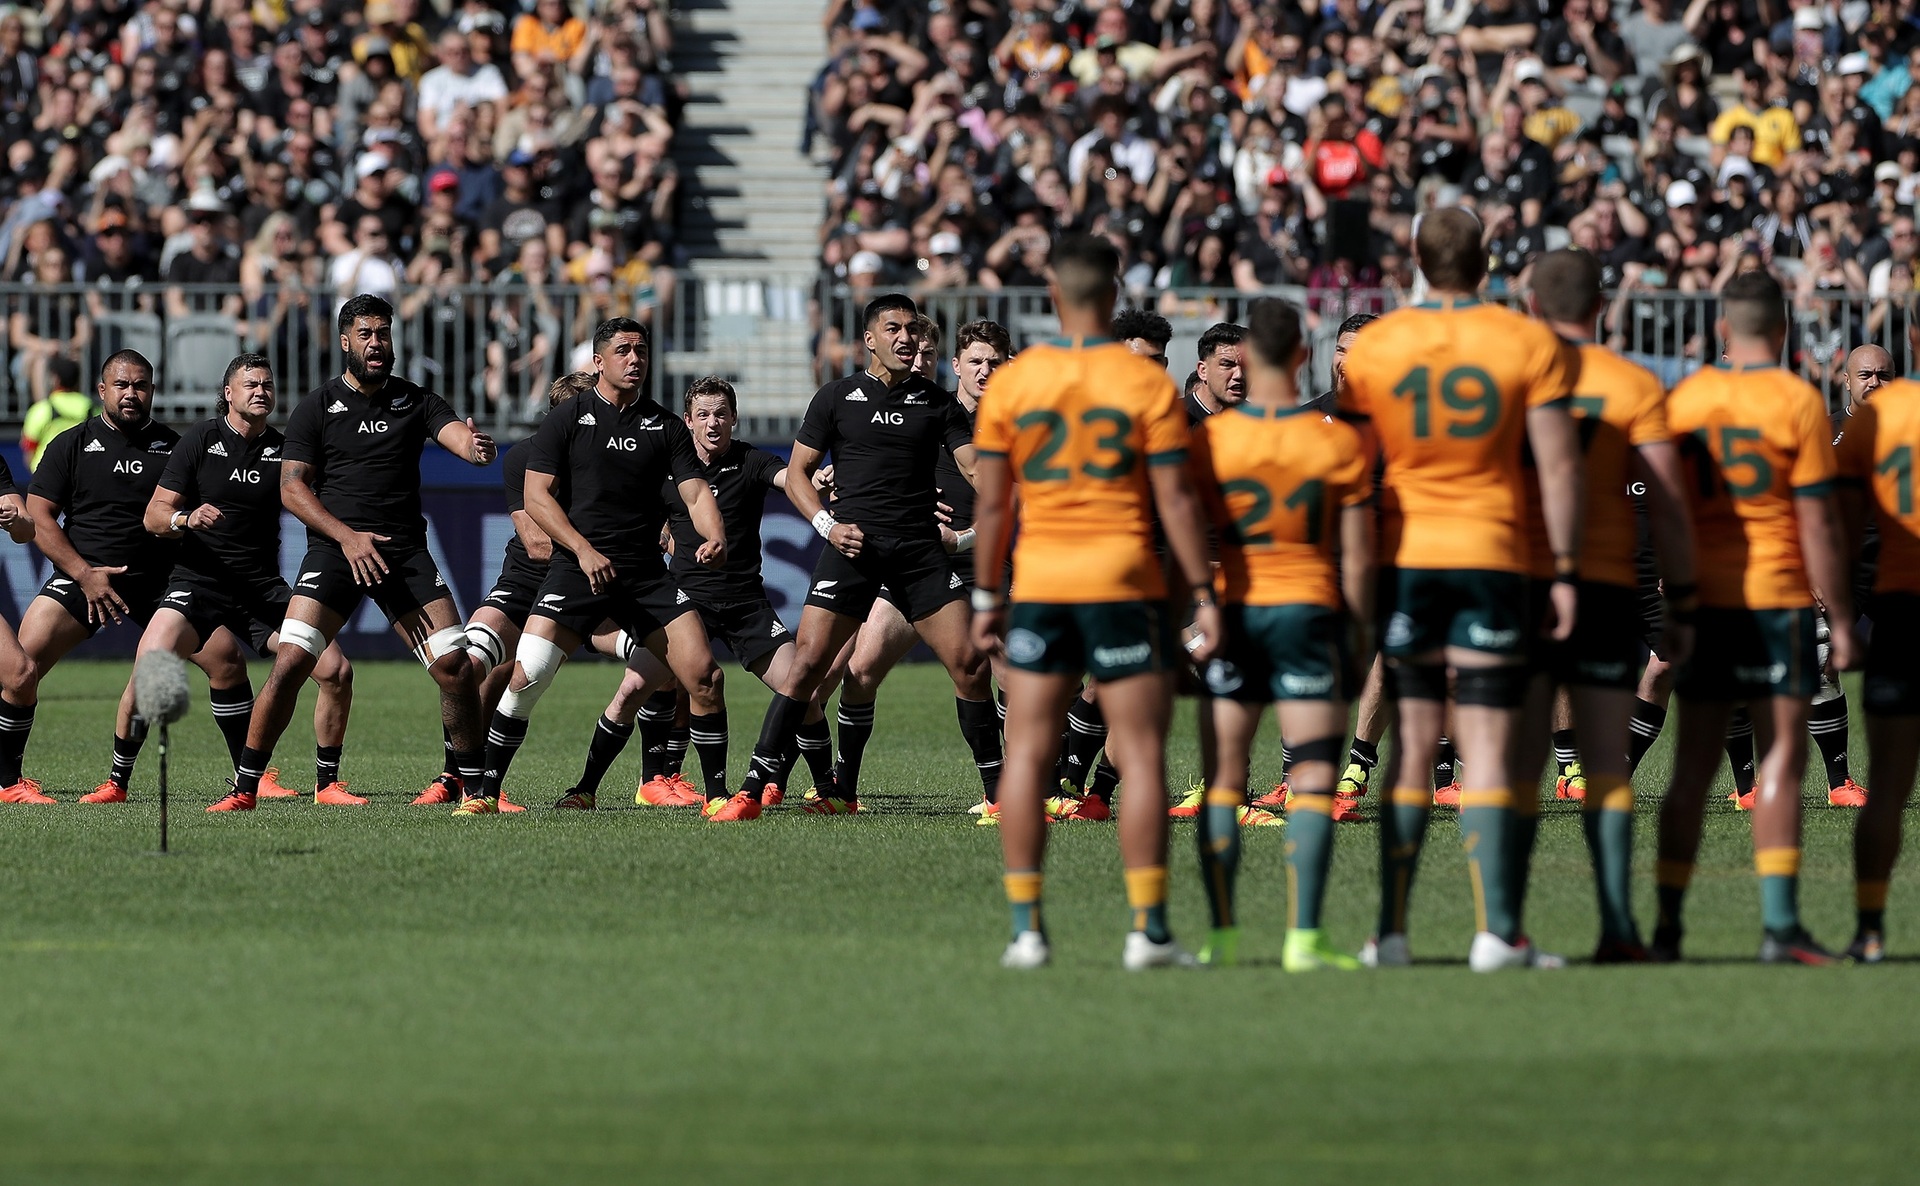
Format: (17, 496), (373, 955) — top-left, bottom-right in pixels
(1, 660), (1916, 1184)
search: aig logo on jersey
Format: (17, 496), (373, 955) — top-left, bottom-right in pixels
(871, 411), (905, 426)
(229, 468), (261, 484)
(606, 437), (640, 451)
(358, 420), (389, 434)
(114, 460), (144, 475)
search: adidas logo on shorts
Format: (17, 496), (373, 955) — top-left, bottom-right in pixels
(208, 441), (227, 457)
(771, 620), (788, 637)
(675, 589), (690, 604)
(84, 439), (105, 453)
(948, 573), (963, 589)
(328, 401), (349, 413)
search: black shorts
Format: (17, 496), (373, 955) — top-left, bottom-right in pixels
(807, 534), (965, 623)
(479, 548), (549, 628)
(879, 549), (975, 612)
(1676, 606), (1819, 702)
(1551, 580), (1643, 690)
(293, 540), (451, 624)
(159, 570), (292, 656)
(36, 568), (169, 636)
(530, 553), (695, 642)
(1865, 592), (1920, 715)
(696, 595), (792, 671)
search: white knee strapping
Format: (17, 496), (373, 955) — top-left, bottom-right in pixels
(414, 626), (470, 668)
(499, 634), (568, 720)
(277, 619), (329, 658)
(463, 622), (507, 672)
(614, 630), (637, 661)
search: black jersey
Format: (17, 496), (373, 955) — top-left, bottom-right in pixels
(933, 396), (978, 531)
(1183, 390), (1218, 424)
(156, 416), (286, 586)
(0, 451), (16, 497)
(796, 371), (971, 540)
(29, 415), (180, 573)
(664, 439), (783, 602)
(525, 390), (699, 570)
(282, 375), (458, 544)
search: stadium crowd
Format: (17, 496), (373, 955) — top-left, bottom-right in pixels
(812, 0), (1920, 389)
(0, 0), (682, 420)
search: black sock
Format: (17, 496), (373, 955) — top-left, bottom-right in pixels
(234, 744), (271, 796)
(1432, 736), (1456, 790)
(577, 715), (634, 795)
(1726, 709), (1756, 795)
(209, 681), (255, 769)
(481, 713), (528, 798)
(665, 723), (689, 776)
(1280, 745), (1295, 783)
(1349, 736), (1379, 774)
(957, 696), (1003, 804)
(315, 744), (343, 792)
(1809, 694), (1852, 789)
(744, 693), (808, 798)
(452, 748), (485, 799)
(689, 710), (730, 801)
(795, 716), (836, 789)
(834, 698), (877, 799)
(441, 725), (455, 780)
(1627, 698), (1667, 774)
(637, 692), (675, 782)
(0, 698), (31, 786)
(110, 717), (149, 790)
(1552, 728), (1579, 777)
(1058, 697), (1107, 791)
(1088, 755), (1120, 803)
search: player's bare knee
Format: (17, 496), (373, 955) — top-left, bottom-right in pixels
(314, 651), (353, 695)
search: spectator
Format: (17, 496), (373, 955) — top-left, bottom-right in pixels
(11, 245), (89, 404)
(1619, 0), (1693, 79)
(20, 356), (92, 473)
(165, 195), (246, 331)
(513, 0), (589, 83)
(1710, 61), (1802, 169)
(418, 28), (508, 141)
(328, 213), (405, 312)
(356, 1), (437, 83)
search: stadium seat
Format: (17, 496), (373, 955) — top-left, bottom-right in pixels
(161, 314), (244, 420)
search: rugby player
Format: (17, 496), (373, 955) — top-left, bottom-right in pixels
(477, 320), (732, 813)
(548, 376), (831, 816)
(1515, 249), (1697, 961)
(971, 233), (1221, 970)
(727, 295), (998, 816)
(1192, 297), (1373, 970)
(1, 353), (239, 805)
(1833, 334), (1914, 961)
(1653, 271), (1857, 964)
(205, 296), (498, 813)
(1340, 208), (1585, 971)
(109, 355), (356, 806)
(831, 320), (1010, 815)
(1183, 322), (1245, 423)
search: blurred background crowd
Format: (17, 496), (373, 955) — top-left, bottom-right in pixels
(0, 0), (682, 433)
(810, 0), (1920, 392)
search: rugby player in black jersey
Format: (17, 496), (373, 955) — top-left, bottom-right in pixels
(475, 319), (732, 813)
(413, 370), (652, 810)
(0, 352), (244, 805)
(1182, 322), (1245, 423)
(551, 376), (833, 818)
(97, 355), (353, 808)
(827, 320), (1010, 813)
(205, 296), (498, 813)
(730, 293), (998, 815)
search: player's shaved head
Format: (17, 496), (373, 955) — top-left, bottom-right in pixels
(1415, 208), (1487, 292)
(1245, 298), (1306, 369)
(1845, 344), (1894, 404)
(1048, 234), (1120, 309)
(1530, 249), (1604, 324)
(1721, 270), (1787, 338)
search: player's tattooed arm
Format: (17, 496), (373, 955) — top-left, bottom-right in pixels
(28, 492), (128, 624)
(0, 492), (33, 544)
(281, 459), (390, 587)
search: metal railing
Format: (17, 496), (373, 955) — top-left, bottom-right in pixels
(6, 279), (1906, 443)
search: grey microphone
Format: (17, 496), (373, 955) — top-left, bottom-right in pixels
(132, 651), (192, 852)
(133, 650), (191, 725)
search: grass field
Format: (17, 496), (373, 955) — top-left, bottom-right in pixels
(1, 659), (1916, 1184)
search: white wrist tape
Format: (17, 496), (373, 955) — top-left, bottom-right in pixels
(954, 528), (976, 553)
(812, 509), (838, 540)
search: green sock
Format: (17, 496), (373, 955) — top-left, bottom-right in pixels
(1581, 777), (1638, 943)
(1756, 847), (1801, 936)
(1460, 793), (1517, 941)
(1004, 871), (1043, 940)
(1377, 785), (1432, 937)
(1196, 789), (1242, 930)
(1286, 793), (1336, 931)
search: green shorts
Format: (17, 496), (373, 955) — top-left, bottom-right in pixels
(1676, 606), (1818, 702)
(1005, 600), (1176, 682)
(1203, 603), (1356, 703)
(1378, 567), (1529, 660)
(1551, 580), (1644, 690)
(1865, 592), (1920, 715)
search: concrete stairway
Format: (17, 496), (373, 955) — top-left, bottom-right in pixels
(667, 0), (828, 434)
